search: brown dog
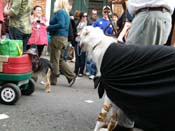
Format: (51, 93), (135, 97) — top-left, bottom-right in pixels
(26, 48), (54, 93)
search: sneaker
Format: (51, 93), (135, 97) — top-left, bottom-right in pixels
(40, 80), (46, 85)
(68, 76), (76, 87)
(85, 72), (90, 76)
(55, 73), (60, 77)
(51, 81), (57, 85)
(89, 75), (95, 80)
(78, 74), (83, 77)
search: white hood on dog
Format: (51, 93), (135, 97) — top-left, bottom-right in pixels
(80, 26), (104, 51)
(79, 26), (117, 59)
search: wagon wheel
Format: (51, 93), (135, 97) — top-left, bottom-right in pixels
(0, 83), (21, 105)
(21, 78), (35, 95)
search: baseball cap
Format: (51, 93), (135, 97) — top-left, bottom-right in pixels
(103, 5), (111, 11)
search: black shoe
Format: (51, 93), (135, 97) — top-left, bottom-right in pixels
(55, 73), (60, 77)
(51, 82), (57, 85)
(68, 76), (76, 87)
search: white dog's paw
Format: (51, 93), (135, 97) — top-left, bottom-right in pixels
(99, 128), (108, 131)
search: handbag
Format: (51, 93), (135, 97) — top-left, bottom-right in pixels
(0, 39), (23, 56)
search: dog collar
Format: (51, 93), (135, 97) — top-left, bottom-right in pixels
(92, 43), (100, 50)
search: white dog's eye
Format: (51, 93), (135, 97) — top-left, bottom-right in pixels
(84, 32), (89, 36)
(84, 28), (91, 36)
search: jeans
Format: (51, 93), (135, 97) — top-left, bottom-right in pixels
(86, 59), (96, 75)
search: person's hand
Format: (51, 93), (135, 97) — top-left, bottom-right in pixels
(40, 19), (47, 25)
(4, 4), (11, 15)
(108, 0), (125, 4)
(2, 35), (6, 39)
(77, 32), (80, 36)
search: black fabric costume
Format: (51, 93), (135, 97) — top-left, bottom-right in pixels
(94, 43), (175, 131)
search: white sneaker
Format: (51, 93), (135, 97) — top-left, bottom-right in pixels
(85, 72), (90, 76)
(89, 75), (95, 80)
(40, 80), (46, 85)
(78, 74), (83, 77)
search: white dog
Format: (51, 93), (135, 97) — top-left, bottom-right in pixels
(80, 26), (134, 131)
(80, 26), (175, 131)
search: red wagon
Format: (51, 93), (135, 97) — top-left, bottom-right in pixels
(0, 54), (35, 105)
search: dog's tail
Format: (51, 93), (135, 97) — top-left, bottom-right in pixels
(47, 61), (60, 77)
(38, 58), (57, 76)
(47, 61), (55, 75)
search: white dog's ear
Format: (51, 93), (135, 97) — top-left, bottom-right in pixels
(84, 28), (89, 36)
(84, 26), (93, 36)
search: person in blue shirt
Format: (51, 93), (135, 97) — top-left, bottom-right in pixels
(93, 5), (113, 35)
(47, 0), (76, 86)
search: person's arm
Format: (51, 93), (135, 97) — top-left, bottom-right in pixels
(4, 0), (22, 16)
(40, 17), (47, 26)
(93, 19), (99, 27)
(171, 23), (175, 47)
(117, 22), (131, 43)
(108, 0), (126, 4)
(47, 13), (65, 32)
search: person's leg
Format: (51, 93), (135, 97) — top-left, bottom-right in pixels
(74, 43), (80, 75)
(86, 59), (96, 79)
(59, 37), (76, 83)
(171, 23), (175, 47)
(9, 27), (23, 40)
(60, 58), (76, 80)
(71, 48), (76, 62)
(23, 33), (31, 52)
(9, 27), (31, 52)
(63, 42), (70, 61)
(86, 60), (91, 75)
(166, 9), (175, 45)
(79, 51), (86, 75)
(50, 37), (61, 85)
(90, 60), (97, 75)
(37, 45), (44, 57)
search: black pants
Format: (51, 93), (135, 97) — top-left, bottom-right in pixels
(27, 44), (44, 57)
(74, 43), (86, 75)
(9, 27), (31, 52)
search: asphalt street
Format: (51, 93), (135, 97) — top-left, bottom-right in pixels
(0, 70), (105, 131)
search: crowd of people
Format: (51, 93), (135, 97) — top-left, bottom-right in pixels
(0, 0), (133, 83)
(0, 0), (174, 84)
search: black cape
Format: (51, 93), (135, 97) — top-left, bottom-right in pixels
(95, 43), (175, 131)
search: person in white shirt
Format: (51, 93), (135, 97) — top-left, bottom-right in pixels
(110, 0), (175, 45)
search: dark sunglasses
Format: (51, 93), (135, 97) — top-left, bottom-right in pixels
(103, 11), (110, 14)
(83, 15), (87, 17)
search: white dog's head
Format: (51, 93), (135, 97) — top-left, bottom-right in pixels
(79, 26), (104, 52)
